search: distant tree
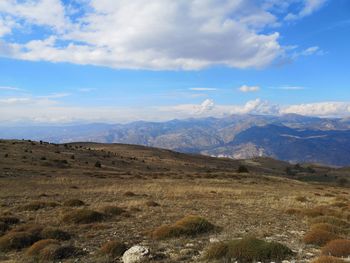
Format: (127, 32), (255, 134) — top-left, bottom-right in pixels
(237, 165), (249, 173)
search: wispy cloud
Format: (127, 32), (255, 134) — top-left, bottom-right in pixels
(189, 88), (218, 91)
(239, 85), (260, 93)
(0, 86), (23, 91)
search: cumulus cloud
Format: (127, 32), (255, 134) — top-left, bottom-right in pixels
(1, 96), (350, 124)
(0, 0), (326, 70)
(239, 85), (260, 93)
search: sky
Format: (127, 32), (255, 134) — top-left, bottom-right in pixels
(0, 0), (349, 124)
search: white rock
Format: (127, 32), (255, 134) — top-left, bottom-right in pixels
(122, 245), (150, 263)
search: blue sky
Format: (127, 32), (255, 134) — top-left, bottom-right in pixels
(0, 0), (349, 124)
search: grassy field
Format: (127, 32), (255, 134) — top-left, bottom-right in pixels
(0, 140), (349, 262)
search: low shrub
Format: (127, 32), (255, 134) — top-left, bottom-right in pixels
(0, 216), (20, 225)
(101, 206), (125, 217)
(311, 256), (345, 263)
(40, 244), (81, 261)
(100, 240), (127, 258)
(0, 222), (9, 235)
(237, 165), (249, 173)
(150, 215), (216, 239)
(310, 216), (350, 228)
(62, 209), (104, 224)
(295, 196), (308, 202)
(0, 231), (40, 251)
(145, 201), (160, 207)
(321, 239), (350, 257)
(204, 237), (293, 262)
(303, 229), (339, 246)
(21, 201), (60, 211)
(310, 223), (348, 235)
(63, 199), (85, 207)
(41, 228), (71, 241)
(26, 239), (59, 256)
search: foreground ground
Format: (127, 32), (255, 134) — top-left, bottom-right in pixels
(0, 140), (349, 262)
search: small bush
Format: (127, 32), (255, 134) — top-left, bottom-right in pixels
(321, 239), (350, 257)
(0, 216), (20, 225)
(40, 244), (81, 260)
(41, 228), (71, 241)
(311, 256), (345, 263)
(100, 240), (127, 258)
(295, 196), (308, 202)
(63, 199), (85, 207)
(204, 237), (293, 262)
(0, 222), (9, 235)
(285, 208), (302, 215)
(311, 223), (348, 235)
(101, 206), (125, 217)
(145, 201), (160, 207)
(302, 206), (342, 218)
(26, 239), (59, 256)
(124, 191), (136, 197)
(0, 231), (40, 251)
(95, 161), (102, 168)
(150, 215), (216, 239)
(21, 201), (60, 211)
(237, 165), (249, 173)
(311, 216), (350, 228)
(62, 209), (104, 224)
(303, 229), (339, 246)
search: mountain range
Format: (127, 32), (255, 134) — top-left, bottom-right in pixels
(1, 114), (350, 166)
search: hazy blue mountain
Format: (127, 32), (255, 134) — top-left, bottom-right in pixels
(1, 114), (350, 166)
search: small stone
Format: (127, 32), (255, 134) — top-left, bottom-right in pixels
(122, 245), (150, 263)
(209, 237), (220, 243)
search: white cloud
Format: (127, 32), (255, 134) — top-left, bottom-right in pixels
(1, 96), (350, 124)
(239, 85), (260, 93)
(281, 102), (350, 117)
(0, 0), (290, 70)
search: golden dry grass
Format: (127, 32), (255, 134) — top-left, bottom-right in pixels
(321, 239), (350, 257)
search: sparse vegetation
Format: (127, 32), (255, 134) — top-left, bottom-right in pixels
(0, 231), (40, 251)
(204, 237), (293, 262)
(237, 165), (249, 173)
(311, 216), (350, 228)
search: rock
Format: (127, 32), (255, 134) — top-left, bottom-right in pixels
(209, 237), (220, 243)
(122, 245), (150, 263)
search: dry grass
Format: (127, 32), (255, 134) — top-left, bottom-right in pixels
(303, 229), (339, 246)
(100, 240), (127, 258)
(204, 237), (293, 262)
(311, 256), (345, 263)
(62, 209), (105, 224)
(39, 244), (81, 261)
(295, 196), (308, 202)
(321, 239), (350, 257)
(150, 215), (216, 239)
(0, 216), (20, 225)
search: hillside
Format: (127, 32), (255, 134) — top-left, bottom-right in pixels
(0, 139), (350, 262)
